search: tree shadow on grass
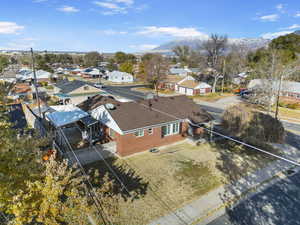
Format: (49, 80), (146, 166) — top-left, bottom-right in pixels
(84, 156), (149, 202)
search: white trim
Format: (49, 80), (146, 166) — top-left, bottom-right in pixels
(123, 119), (183, 134)
(91, 105), (124, 135)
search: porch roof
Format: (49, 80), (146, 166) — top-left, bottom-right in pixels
(46, 105), (88, 127)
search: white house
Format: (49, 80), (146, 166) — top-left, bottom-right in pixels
(107, 71), (133, 83)
(16, 69), (51, 81)
(175, 76), (212, 96)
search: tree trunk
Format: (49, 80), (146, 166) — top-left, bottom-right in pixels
(212, 77), (218, 93)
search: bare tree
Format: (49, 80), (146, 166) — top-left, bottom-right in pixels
(173, 45), (192, 66)
(203, 34), (228, 92)
(144, 54), (169, 95)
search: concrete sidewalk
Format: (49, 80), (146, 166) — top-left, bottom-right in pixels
(148, 144), (300, 225)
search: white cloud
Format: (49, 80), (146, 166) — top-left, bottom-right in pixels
(281, 24), (300, 30)
(99, 29), (128, 35)
(93, 0), (146, 15)
(114, 0), (134, 5)
(136, 26), (209, 39)
(57, 6), (80, 13)
(94, 1), (128, 14)
(295, 12), (300, 17)
(259, 14), (279, 22)
(261, 30), (294, 39)
(129, 44), (158, 51)
(0, 22), (24, 34)
(276, 4), (285, 13)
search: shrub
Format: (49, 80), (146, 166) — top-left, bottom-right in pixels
(222, 105), (285, 145)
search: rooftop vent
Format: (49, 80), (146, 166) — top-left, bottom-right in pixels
(105, 103), (115, 110)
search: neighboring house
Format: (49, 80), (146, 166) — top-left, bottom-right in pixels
(248, 79), (300, 102)
(17, 69), (52, 82)
(158, 75), (183, 91)
(82, 68), (102, 78)
(170, 67), (192, 76)
(53, 79), (102, 105)
(175, 76), (212, 96)
(107, 71), (134, 83)
(78, 95), (212, 156)
(232, 72), (248, 85)
(0, 69), (17, 83)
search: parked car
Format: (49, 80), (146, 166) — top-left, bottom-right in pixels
(240, 90), (252, 98)
(94, 83), (104, 89)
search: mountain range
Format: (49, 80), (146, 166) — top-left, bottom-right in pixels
(150, 30), (300, 54)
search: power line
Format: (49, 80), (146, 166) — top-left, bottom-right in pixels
(0, 211), (9, 224)
(134, 100), (300, 167)
(57, 128), (112, 225)
(91, 145), (190, 225)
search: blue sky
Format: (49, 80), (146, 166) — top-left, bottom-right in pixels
(0, 0), (300, 52)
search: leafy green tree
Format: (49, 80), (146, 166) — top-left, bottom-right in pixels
(114, 51), (127, 64)
(119, 61), (133, 74)
(12, 156), (118, 225)
(84, 51), (102, 67)
(0, 56), (9, 73)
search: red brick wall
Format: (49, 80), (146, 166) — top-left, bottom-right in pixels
(116, 122), (189, 156)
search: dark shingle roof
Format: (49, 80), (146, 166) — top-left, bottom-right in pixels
(55, 79), (92, 94)
(79, 95), (213, 131)
(77, 95), (120, 112)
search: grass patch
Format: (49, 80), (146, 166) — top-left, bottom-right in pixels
(277, 107), (300, 120)
(44, 85), (54, 90)
(191, 92), (234, 102)
(175, 160), (222, 196)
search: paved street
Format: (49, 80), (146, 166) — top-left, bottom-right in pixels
(103, 86), (300, 134)
(197, 102), (300, 134)
(207, 170), (300, 225)
(104, 84), (148, 100)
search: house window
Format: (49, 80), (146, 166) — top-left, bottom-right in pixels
(84, 86), (89, 91)
(148, 128), (153, 135)
(162, 124), (172, 136)
(135, 129), (144, 137)
(162, 122), (180, 137)
(173, 122), (180, 134)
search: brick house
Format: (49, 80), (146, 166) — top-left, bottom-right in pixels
(78, 95), (213, 156)
(158, 75), (183, 91)
(175, 76), (212, 96)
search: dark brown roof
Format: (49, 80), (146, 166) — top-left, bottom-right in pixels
(77, 95), (120, 112)
(81, 95), (212, 131)
(78, 95), (212, 131)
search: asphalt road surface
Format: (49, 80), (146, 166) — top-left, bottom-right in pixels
(101, 86), (300, 134)
(207, 170), (300, 225)
(104, 85), (148, 101)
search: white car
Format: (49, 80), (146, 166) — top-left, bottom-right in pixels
(94, 83), (103, 89)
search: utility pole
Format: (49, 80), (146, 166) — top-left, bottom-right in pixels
(221, 59), (226, 95)
(275, 73), (283, 120)
(30, 48), (42, 118)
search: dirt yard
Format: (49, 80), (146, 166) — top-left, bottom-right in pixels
(85, 140), (277, 225)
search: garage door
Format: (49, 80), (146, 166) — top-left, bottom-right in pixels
(186, 88), (193, 96)
(179, 87), (186, 94)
